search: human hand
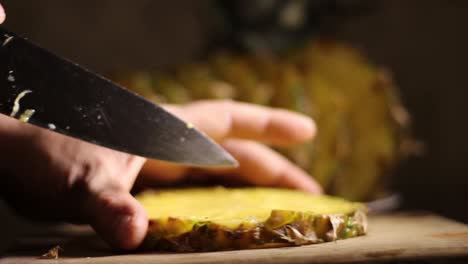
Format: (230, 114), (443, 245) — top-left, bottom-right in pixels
(0, 114), (147, 251)
(0, 100), (319, 251)
(141, 100), (321, 193)
(0, 3), (5, 24)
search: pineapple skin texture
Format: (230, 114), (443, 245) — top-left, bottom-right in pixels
(137, 188), (367, 252)
(115, 40), (410, 201)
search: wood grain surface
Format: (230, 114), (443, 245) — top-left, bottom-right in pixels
(1, 212), (468, 264)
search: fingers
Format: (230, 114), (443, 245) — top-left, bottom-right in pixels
(82, 188), (148, 251)
(139, 159), (189, 183)
(217, 139), (322, 193)
(164, 100), (316, 146)
(0, 4), (5, 24)
(79, 153), (147, 251)
(145, 101), (322, 194)
(62, 146), (148, 251)
(138, 141), (322, 194)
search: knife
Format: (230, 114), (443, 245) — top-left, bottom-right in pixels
(0, 27), (237, 168)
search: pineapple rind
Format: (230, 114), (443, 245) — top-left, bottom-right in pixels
(138, 188), (367, 252)
(142, 209), (366, 252)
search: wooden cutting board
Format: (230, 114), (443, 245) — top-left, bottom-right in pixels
(1, 212), (468, 264)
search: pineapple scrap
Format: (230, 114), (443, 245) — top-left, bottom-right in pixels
(40, 245), (62, 259)
(19, 109), (35, 122)
(10, 90), (32, 117)
(48, 123), (57, 130)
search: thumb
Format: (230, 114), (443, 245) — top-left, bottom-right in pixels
(83, 188), (148, 251)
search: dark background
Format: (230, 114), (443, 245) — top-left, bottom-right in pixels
(1, 0), (467, 222)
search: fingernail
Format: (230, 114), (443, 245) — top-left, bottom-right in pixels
(303, 117), (317, 137)
(114, 213), (132, 229)
(303, 181), (323, 194)
(112, 213), (133, 245)
(313, 185), (324, 194)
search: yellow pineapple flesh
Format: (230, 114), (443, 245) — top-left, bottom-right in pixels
(136, 187), (367, 252)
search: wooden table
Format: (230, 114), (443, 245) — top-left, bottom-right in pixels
(2, 212), (468, 264)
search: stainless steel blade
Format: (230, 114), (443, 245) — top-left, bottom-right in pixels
(0, 27), (237, 168)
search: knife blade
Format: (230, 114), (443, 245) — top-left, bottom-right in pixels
(0, 27), (237, 168)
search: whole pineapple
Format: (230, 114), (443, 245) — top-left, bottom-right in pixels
(115, 39), (411, 201)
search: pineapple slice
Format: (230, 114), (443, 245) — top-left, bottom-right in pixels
(137, 187), (367, 252)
